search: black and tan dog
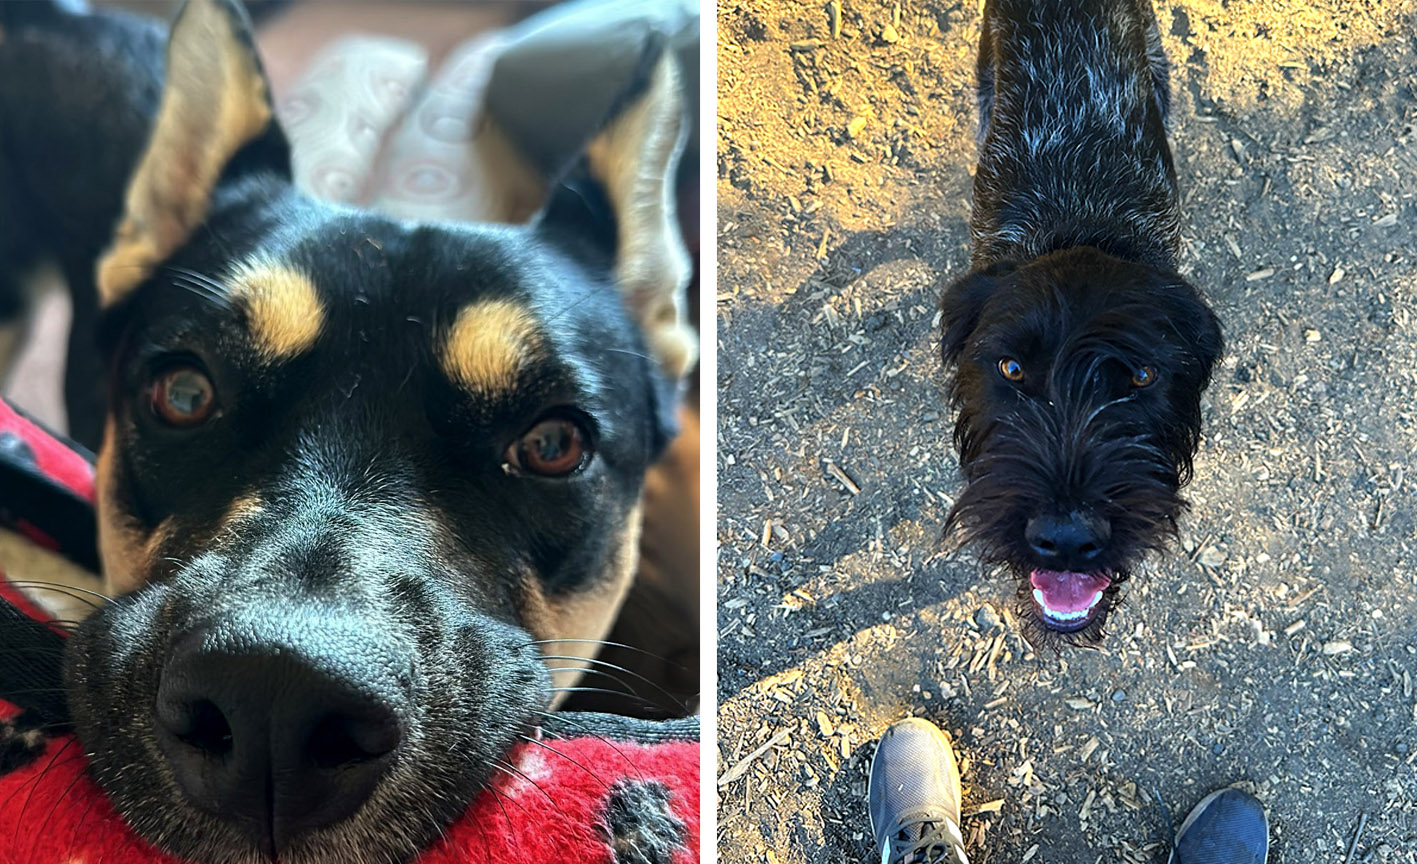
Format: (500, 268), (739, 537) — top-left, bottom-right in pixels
(0, 0), (695, 861)
(939, 0), (1223, 645)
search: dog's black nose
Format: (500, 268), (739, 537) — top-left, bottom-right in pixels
(154, 621), (409, 857)
(1025, 512), (1110, 568)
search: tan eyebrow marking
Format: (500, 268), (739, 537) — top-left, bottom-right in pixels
(228, 259), (325, 360)
(440, 299), (543, 395)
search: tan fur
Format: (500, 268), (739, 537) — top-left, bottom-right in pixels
(228, 259), (325, 359)
(585, 54), (697, 380)
(96, 419), (171, 595)
(0, 319), (24, 381)
(520, 504), (642, 703)
(439, 299), (542, 395)
(0, 527), (105, 623)
(96, 0), (274, 307)
(219, 493), (265, 533)
(464, 114), (549, 224)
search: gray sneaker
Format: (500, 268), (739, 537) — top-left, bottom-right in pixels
(868, 718), (969, 864)
(1168, 788), (1269, 864)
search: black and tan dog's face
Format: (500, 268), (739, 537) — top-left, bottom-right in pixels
(61, 1), (695, 862)
(939, 248), (1221, 645)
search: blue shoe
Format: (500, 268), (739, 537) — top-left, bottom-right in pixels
(1168, 788), (1269, 864)
(868, 718), (969, 864)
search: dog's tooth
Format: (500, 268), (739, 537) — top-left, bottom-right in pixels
(1034, 588), (1090, 622)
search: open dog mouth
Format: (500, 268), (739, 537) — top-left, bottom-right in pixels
(1028, 569), (1112, 631)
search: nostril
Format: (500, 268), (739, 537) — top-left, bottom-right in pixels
(307, 713), (400, 770)
(177, 699), (234, 757)
(1078, 541), (1099, 557)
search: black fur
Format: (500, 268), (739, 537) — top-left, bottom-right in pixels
(940, 0), (1222, 645)
(2, 1), (683, 861)
(0, 0), (164, 446)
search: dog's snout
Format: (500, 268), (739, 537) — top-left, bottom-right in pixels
(1025, 512), (1110, 568)
(155, 623), (409, 857)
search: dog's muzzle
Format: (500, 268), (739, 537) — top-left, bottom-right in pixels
(153, 607), (412, 857)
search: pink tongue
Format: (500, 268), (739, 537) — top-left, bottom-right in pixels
(1030, 570), (1111, 613)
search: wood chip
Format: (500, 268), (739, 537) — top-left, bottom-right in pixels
(964, 798), (1004, 816)
(1246, 267), (1275, 281)
(718, 727), (791, 786)
(1323, 640), (1353, 655)
(1079, 736), (1100, 762)
(1344, 813), (1369, 864)
(825, 460), (861, 495)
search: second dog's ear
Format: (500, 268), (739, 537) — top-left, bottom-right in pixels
(939, 260), (1015, 364)
(97, 0), (289, 308)
(533, 49), (696, 382)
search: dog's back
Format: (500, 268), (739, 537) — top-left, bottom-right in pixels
(0, 1), (165, 441)
(0, 2), (163, 268)
(971, 0), (1179, 270)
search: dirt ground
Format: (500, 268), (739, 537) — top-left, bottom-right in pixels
(715, 1), (1417, 861)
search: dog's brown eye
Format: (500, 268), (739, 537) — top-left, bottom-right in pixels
(506, 417), (592, 477)
(150, 366), (215, 427)
(1131, 365), (1157, 388)
(998, 357), (1025, 382)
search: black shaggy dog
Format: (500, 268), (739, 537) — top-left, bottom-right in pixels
(939, 0), (1223, 645)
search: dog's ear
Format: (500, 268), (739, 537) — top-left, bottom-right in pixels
(532, 48), (696, 383)
(1170, 278), (1224, 384)
(97, 0), (289, 308)
(939, 260), (1016, 364)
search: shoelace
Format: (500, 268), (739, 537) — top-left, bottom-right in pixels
(882, 819), (969, 864)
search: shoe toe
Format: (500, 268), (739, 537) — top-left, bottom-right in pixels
(868, 718), (962, 841)
(1172, 788), (1268, 864)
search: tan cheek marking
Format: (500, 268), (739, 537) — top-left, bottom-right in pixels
(96, 419), (173, 595)
(440, 299), (542, 395)
(0, 527), (104, 624)
(229, 260), (325, 360)
(520, 503), (642, 706)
